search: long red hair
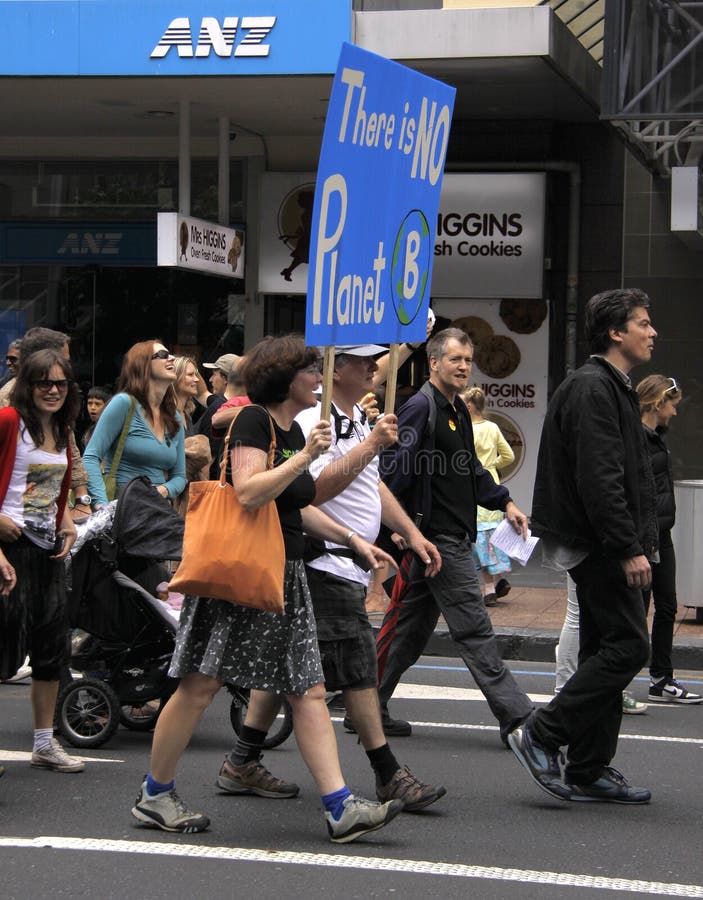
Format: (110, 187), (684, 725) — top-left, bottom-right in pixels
(118, 340), (179, 437)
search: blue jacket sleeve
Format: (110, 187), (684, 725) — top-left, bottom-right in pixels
(82, 393), (132, 506)
(162, 419), (186, 499)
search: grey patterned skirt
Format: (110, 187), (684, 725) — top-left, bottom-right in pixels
(168, 559), (324, 696)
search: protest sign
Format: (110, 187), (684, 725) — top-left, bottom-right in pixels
(305, 42), (455, 349)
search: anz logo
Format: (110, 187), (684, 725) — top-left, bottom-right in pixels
(150, 16), (277, 59)
(57, 233), (122, 256)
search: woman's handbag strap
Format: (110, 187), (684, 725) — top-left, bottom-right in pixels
(218, 405), (277, 487)
(107, 396), (136, 481)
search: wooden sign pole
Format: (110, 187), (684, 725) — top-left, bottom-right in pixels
(384, 343), (400, 416)
(320, 345), (336, 421)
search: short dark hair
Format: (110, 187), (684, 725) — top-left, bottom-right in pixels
(585, 289), (651, 354)
(242, 335), (319, 404)
(426, 327), (471, 362)
(87, 386), (112, 403)
(21, 327), (70, 358)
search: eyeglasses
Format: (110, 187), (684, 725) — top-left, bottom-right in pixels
(151, 349), (173, 360)
(665, 377), (679, 395)
(299, 363), (322, 375)
(5, 356), (18, 364)
(33, 379), (71, 393)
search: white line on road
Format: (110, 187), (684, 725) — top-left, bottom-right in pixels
(0, 836), (701, 897)
(0, 751), (122, 763)
(330, 717), (703, 744)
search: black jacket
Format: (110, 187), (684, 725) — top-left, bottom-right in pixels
(643, 424), (676, 534)
(379, 383), (509, 541)
(531, 356), (658, 561)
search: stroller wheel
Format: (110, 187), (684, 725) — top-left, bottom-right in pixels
(55, 677), (121, 749)
(228, 687), (294, 750)
(119, 699), (163, 731)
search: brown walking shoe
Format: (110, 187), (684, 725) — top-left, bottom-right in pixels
(376, 766), (446, 812)
(216, 756), (299, 798)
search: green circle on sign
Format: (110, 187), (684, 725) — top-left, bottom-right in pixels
(390, 209), (431, 325)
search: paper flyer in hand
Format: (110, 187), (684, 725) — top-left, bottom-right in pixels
(489, 518), (539, 566)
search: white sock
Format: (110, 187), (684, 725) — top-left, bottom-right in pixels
(33, 728), (53, 752)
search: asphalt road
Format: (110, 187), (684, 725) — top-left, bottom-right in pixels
(1, 658), (702, 900)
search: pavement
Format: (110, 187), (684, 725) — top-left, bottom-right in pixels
(368, 556), (703, 671)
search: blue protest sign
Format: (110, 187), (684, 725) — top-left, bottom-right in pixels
(305, 42), (455, 347)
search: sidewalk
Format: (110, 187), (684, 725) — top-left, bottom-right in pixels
(369, 579), (703, 671)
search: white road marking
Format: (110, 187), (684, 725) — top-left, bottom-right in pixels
(392, 683), (556, 703)
(0, 836), (700, 896)
(0, 751), (122, 763)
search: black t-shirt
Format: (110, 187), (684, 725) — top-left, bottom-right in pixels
(229, 404), (315, 559)
(428, 386), (476, 537)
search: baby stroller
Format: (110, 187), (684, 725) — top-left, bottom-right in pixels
(54, 476), (293, 749)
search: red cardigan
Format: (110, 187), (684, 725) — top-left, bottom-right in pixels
(0, 408), (72, 529)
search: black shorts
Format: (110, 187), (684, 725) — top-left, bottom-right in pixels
(0, 535), (69, 681)
(304, 565), (377, 692)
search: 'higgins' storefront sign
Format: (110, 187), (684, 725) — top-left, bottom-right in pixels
(0, 0), (350, 76)
(431, 173), (546, 299)
(157, 213), (245, 279)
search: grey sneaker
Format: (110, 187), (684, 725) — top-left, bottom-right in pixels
(216, 756), (299, 798)
(325, 794), (404, 843)
(31, 739), (85, 773)
(131, 780), (210, 833)
(507, 721), (571, 801)
(376, 766), (446, 812)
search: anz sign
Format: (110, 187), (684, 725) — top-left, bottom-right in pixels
(0, 2), (350, 76)
(150, 16), (276, 60)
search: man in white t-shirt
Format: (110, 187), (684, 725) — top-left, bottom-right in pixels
(295, 345), (445, 811)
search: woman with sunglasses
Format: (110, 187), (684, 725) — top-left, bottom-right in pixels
(0, 348), (84, 773)
(83, 341), (186, 509)
(636, 375), (701, 705)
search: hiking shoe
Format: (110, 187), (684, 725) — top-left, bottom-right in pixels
(325, 795), (404, 843)
(495, 578), (512, 599)
(622, 691), (647, 715)
(376, 766), (446, 812)
(648, 677), (703, 704)
(507, 721), (571, 801)
(483, 592), (498, 607)
(567, 767), (651, 804)
(216, 756), (299, 798)
(131, 780), (210, 833)
(31, 739), (85, 773)
(343, 712), (412, 738)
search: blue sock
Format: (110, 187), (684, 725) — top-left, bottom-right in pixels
(146, 773), (175, 797)
(322, 785), (352, 821)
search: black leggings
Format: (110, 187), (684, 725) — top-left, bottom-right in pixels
(643, 534), (677, 680)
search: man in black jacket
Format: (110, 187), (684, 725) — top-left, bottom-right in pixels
(508, 288), (658, 804)
(378, 328), (534, 744)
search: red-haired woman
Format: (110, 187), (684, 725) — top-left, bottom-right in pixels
(83, 340), (186, 508)
(0, 348), (83, 773)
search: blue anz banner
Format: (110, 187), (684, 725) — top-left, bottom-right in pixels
(0, 0), (350, 76)
(305, 42), (455, 347)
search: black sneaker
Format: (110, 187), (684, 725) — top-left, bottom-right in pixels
(648, 677), (703, 704)
(567, 767), (651, 804)
(507, 721), (572, 801)
(343, 712), (412, 738)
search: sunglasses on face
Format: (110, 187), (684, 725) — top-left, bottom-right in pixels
(151, 349), (173, 360)
(5, 356), (18, 364)
(33, 379), (71, 393)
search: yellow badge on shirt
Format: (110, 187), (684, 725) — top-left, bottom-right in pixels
(448, 419), (457, 431)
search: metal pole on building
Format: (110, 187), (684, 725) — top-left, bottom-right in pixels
(218, 116), (230, 225)
(179, 101), (191, 215)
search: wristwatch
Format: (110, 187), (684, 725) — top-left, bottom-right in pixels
(75, 494), (92, 506)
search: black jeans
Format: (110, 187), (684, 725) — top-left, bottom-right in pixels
(531, 552), (650, 785)
(643, 534), (676, 680)
(377, 533), (533, 740)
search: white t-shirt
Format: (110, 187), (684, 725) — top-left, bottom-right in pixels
(296, 401), (382, 586)
(0, 424), (68, 548)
